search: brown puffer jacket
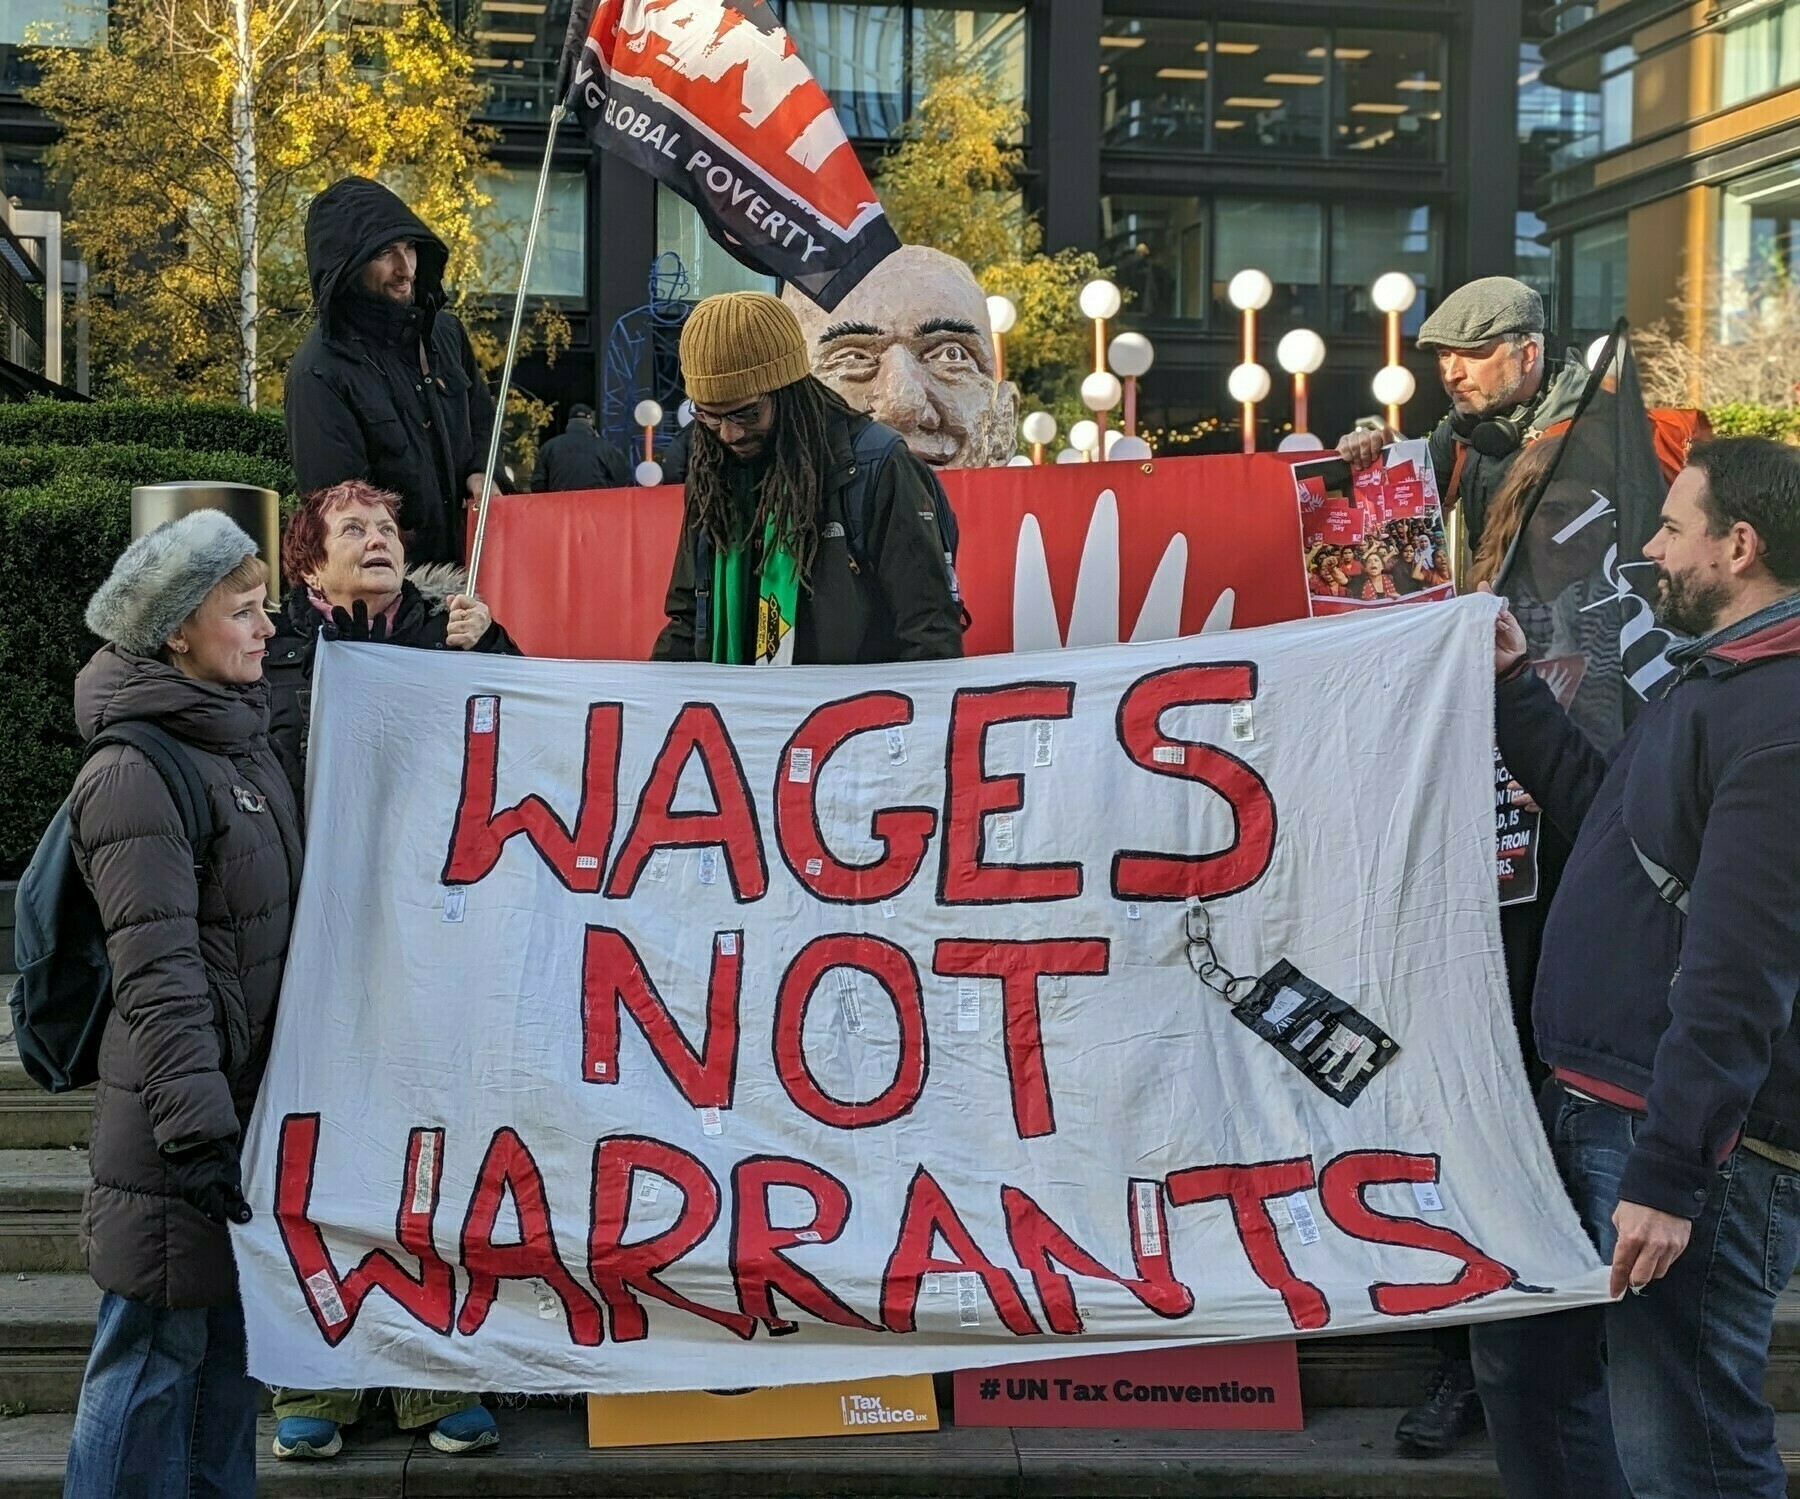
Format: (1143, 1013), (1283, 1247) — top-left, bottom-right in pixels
(68, 645), (303, 1308)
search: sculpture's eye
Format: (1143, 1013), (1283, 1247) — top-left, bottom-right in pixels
(822, 347), (879, 377)
(924, 341), (974, 364)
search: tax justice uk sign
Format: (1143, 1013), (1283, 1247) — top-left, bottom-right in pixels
(233, 595), (1610, 1395)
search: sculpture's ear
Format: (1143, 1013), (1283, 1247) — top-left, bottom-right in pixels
(986, 380), (1023, 464)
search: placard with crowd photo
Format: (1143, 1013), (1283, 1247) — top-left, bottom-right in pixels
(1293, 441), (1455, 617)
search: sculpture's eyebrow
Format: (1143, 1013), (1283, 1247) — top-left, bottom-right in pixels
(820, 321), (883, 340)
(915, 317), (981, 337)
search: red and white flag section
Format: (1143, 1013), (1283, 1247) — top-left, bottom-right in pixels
(568, 0), (899, 309)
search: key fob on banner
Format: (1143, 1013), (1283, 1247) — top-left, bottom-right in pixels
(1230, 959), (1397, 1106)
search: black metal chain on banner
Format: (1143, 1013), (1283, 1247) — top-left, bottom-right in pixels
(1183, 899), (1259, 1003)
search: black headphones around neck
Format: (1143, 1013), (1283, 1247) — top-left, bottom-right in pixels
(1451, 401), (1537, 460)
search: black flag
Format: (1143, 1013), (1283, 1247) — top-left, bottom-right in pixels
(1495, 322), (1677, 751)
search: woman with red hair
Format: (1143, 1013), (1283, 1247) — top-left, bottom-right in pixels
(263, 479), (514, 1459)
(266, 479), (518, 801)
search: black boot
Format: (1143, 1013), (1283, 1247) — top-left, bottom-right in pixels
(1394, 1355), (1483, 1457)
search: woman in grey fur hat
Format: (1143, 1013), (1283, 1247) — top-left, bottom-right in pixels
(64, 510), (302, 1499)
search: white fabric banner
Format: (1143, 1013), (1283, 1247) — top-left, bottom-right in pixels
(236, 595), (1609, 1394)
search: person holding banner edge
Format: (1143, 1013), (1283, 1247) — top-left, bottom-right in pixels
(653, 291), (962, 666)
(261, 479), (513, 1460)
(1474, 436), (1800, 1499)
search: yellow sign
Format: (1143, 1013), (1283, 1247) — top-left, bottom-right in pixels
(586, 1375), (940, 1448)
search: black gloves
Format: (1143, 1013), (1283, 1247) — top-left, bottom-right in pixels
(325, 599), (390, 644)
(162, 1139), (252, 1226)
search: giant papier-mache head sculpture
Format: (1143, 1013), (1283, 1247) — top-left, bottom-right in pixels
(783, 245), (1021, 469)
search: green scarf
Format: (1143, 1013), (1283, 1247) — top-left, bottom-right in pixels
(711, 514), (799, 666)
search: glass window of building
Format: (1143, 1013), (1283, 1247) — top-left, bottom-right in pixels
(1210, 22), (1327, 156)
(1519, 41), (1598, 181)
(1102, 195), (1207, 323)
(911, 5), (1025, 118)
(1, 0), (101, 47)
(785, 3), (908, 138)
(1516, 210), (1556, 307)
(1722, 0), (1800, 108)
(1569, 217), (1628, 337)
(1329, 203), (1439, 333)
(1719, 161), (1800, 340)
(783, 2), (1024, 140)
(476, 168), (586, 299)
(1599, 45), (1634, 153)
(1213, 198), (1322, 325)
(468, 0), (572, 123)
(1100, 14), (1211, 152)
(657, 185), (779, 299)
(1332, 30), (1444, 161)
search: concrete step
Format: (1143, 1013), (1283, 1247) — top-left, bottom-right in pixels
(0, 1042), (89, 1152)
(0, 1153), (85, 1276)
(0, 1276), (96, 1415)
(0, 1404), (1799, 1497)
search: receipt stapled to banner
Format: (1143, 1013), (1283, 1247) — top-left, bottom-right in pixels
(1231, 960), (1398, 1106)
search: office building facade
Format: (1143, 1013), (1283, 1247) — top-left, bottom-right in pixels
(1, 1), (1611, 446)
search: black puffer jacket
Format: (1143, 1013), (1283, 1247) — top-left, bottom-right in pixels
(265, 572), (520, 802)
(285, 178), (496, 564)
(69, 646), (303, 1309)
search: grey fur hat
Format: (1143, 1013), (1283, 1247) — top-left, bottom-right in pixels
(85, 510), (261, 655)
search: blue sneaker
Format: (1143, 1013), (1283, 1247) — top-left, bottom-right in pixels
(428, 1403), (499, 1455)
(271, 1415), (343, 1460)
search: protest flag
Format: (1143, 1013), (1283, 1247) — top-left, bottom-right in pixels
(1493, 321), (1677, 751)
(555, 0), (899, 310)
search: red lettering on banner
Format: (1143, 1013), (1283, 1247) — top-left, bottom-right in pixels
(880, 1166), (1041, 1335)
(774, 692), (937, 902)
(607, 703), (767, 901)
(1165, 1158), (1329, 1331)
(589, 1136), (755, 1342)
(1318, 1151), (1517, 1315)
(580, 926), (739, 1107)
(1001, 1181), (1195, 1334)
(932, 939), (1108, 1139)
(442, 699), (621, 892)
(274, 1113), (456, 1345)
(1112, 664), (1277, 902)
(773, 935), (927, 1129)
(939, 684), (1082, 904)
(457, 1128), (604, 1344)
(730, 1156), (882, 1335)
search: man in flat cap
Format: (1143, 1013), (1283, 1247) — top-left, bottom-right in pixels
(1338, 276), (1588, 553)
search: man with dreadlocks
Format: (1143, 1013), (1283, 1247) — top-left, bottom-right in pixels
(652, 291), (963, 666)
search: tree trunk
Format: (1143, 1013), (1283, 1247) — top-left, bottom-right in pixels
(232, 0), (258, 409)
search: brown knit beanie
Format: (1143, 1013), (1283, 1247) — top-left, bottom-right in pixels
(680, 291), (812, 407)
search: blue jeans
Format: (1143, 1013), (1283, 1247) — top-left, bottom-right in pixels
(1470, 1085), (1800, 1499)
(64, 1292), (258, 1499)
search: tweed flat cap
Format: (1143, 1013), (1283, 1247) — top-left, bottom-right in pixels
(1416, 277), (1545, 350)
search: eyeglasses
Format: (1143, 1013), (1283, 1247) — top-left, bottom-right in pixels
(691, 397), (768, 434)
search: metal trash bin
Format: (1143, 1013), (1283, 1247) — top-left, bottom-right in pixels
(130, 482), (282, 589)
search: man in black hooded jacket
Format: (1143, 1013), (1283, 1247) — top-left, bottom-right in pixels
(285, 177), (496, 565)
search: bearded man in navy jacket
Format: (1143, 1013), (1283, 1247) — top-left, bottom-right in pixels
(1471, 436), (1800, 1499)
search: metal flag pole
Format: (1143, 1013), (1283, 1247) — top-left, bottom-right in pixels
(465, 99), (567, 601)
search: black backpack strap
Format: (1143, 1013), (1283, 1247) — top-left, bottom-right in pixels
(1632, 837), (1690, 915)
(87, 723), (218, 873)
(692, 530), (716, 663)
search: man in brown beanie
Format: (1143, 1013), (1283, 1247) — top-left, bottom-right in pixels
(652, 291), (962, 666)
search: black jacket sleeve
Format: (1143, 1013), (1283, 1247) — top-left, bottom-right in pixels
(652, 523), (698, 662)
(1494, 664), (1611, 844)
(1623, 736), (1800, 1217)
(459, 320), (497, 484)
(869, 446), (963, 662)
(601, 439), (634, 488)
(533, 439), (553, 494)
(285, 364), (371, 496)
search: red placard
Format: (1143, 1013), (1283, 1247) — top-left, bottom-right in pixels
(474, 455), (1310, 661)
(952, 1342), (1302, 1430)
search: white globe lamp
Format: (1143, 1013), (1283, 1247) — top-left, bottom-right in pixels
(635, 460), (665, 487)
(1080, 371), (1123, 411)
(1371, 273), (1419, 316)
(1372, 364), (1417, 408)
(1276, 329), (1326, 376)
(1069, 419), (1100, 457)
(1109, 434), (1153, 462)
(1227, 362), (1273, 405)
(1078, 279), (1123, 321)
(1227, 269), (1274, 312)
(985, 294), (1018, 335)
(633, 399), (664, 428)
(1107, 332), (1155, 378)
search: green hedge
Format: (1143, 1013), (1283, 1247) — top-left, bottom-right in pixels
(1707, 402), (1800, 443)
(0, 399), (290, 461)
(0, 410), (296, 877)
